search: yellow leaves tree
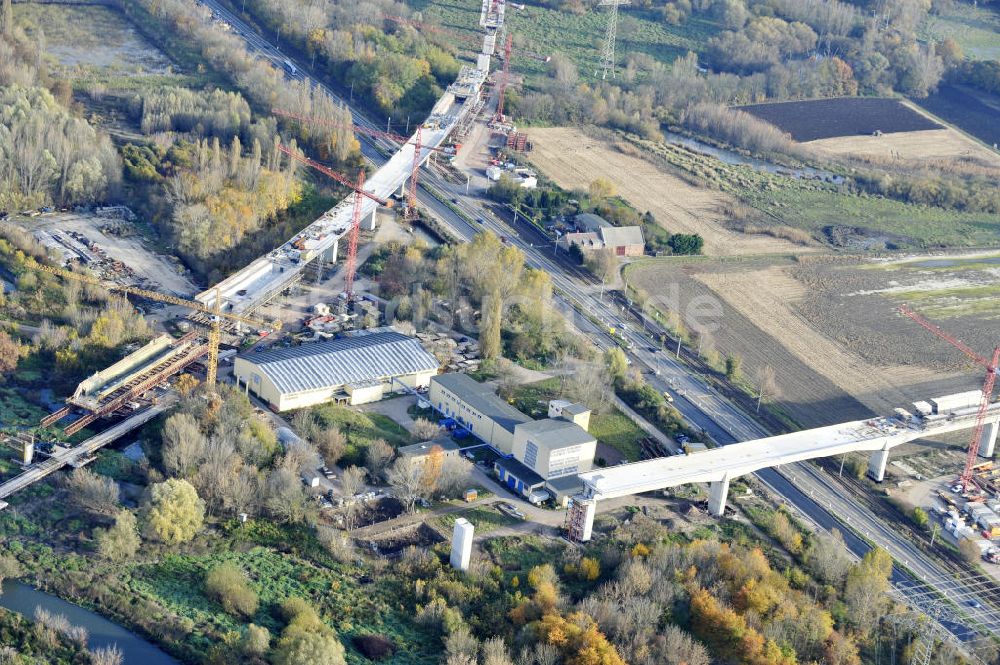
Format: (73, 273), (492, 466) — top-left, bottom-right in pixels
(420, 445), (443, 494)
(534, 612), (626, 665)
(588, 178), (616, 203)
(143, 478), (205, 545)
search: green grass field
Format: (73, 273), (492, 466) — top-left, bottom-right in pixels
(437, 506), (519, 535)
(307, 403), (412, 466)
(409, 0), (717, 87)
(631, 134), (1000, 249)
(920, 3), (1000, 60)
(506, 378), (646, 461)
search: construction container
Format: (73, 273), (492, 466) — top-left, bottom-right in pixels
(463, 489), (478, 503)
(912, 400), (933, 417)
(930, 390), (983, 414)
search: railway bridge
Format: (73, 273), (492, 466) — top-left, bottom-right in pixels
(195, 0), (507, 317)
(570, 394), (1000, 541)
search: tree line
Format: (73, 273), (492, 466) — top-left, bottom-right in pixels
(240, 0), (462, 119)
(515, 0), (961, 159)
(115, 0), (360, 161)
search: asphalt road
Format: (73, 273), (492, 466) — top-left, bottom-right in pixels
(194, 0), (1000, 645)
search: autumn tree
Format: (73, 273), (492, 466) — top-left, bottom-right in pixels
(421, 445), (444, 494)
(386, 457), (426, 513)
(0, 330), (20, 374)
(273, 598), (346, 665)
(315, 428), (346, 467)
(844, 548), (892, 638)
(174, 373), (200, 397)
(66, 467), (120, 517)
(457, 233), (525, 361)
(365, 439), (395, 479)
(411, 418), (443, 442)
(562, 359), (613, 414)
(143, 478), (205, 544)
(0, 554), (21, 586)
(588, 178), (616, 203)
(1, 0), (11, 39)
(264, 467), (310, 523)
(161, 412), (208, 478)
(94, 510), (141, 562)
(755, 364), (779, 413)
(205, 562), (259, 618)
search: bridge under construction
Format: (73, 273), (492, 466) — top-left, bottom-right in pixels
(568, 392), (1000, 542)
(195, 0), (508, 317)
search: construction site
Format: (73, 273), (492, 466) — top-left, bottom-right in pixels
(3, 0), (1000, 661)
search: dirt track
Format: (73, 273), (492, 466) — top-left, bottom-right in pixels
(528, 127), (806, 257)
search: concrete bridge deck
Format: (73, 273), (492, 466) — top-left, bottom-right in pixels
(579, 401), (1000, 516)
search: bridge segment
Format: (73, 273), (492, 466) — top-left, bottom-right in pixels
(196, 5), (501, 316)
(574, 400), (1000, 539)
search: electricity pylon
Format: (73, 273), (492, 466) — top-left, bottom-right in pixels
(598, 0), (629, 80)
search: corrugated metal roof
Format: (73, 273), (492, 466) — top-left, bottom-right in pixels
(242, 332), (439, 394)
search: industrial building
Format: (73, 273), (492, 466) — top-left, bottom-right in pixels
(234, 330), (440, 411)
(429, 373), (530, 452)
(429, 374), (596, 505)
(512, 419), (596, 479)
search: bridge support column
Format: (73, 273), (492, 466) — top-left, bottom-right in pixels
(322, 238), (338, 264)
(567, 496), (596, 542)
(362, 208), (377, 232)
(868, 447), (890, 482)
(979, 419), (999, 458)
(708, 474), (730, 517)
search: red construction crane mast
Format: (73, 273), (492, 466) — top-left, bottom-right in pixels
(277, 145), (392, 299)
(899, 304), (1000, 490)
(494, 32), (514, 124)
(271, 108), (454, 222)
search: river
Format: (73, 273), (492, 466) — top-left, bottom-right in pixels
(661, 129), (843, 182)
(0, 580), (178, 664)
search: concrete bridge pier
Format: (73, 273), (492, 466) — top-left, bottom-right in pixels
(321, 238), (339, 264)
(979, 419), (1000, 458)
(868, 446), (890, 482)
(708, 474), (730, 517)
(362, 207), (378, 232)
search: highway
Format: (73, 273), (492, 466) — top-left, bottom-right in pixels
(194, 0), (1000, 647)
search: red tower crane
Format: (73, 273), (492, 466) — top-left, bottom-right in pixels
(271, 108), (455, 222)
(277, 145), (392, 299)
(899, 304), (1000, 490)
(494, 32), (514, 124)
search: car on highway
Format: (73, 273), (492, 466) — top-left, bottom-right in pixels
(662, 390), (674, 403)
(648, 346), (657, 353)
(475, 217), (484, 224)
(451, 198), (459, 204)
(968, 600), (982, 608)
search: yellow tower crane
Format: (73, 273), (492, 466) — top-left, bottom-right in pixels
(30, 261), (282, 387)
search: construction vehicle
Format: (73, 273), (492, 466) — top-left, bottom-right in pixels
(276, 145), (392, 299)
(30, 261), (280, 389)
